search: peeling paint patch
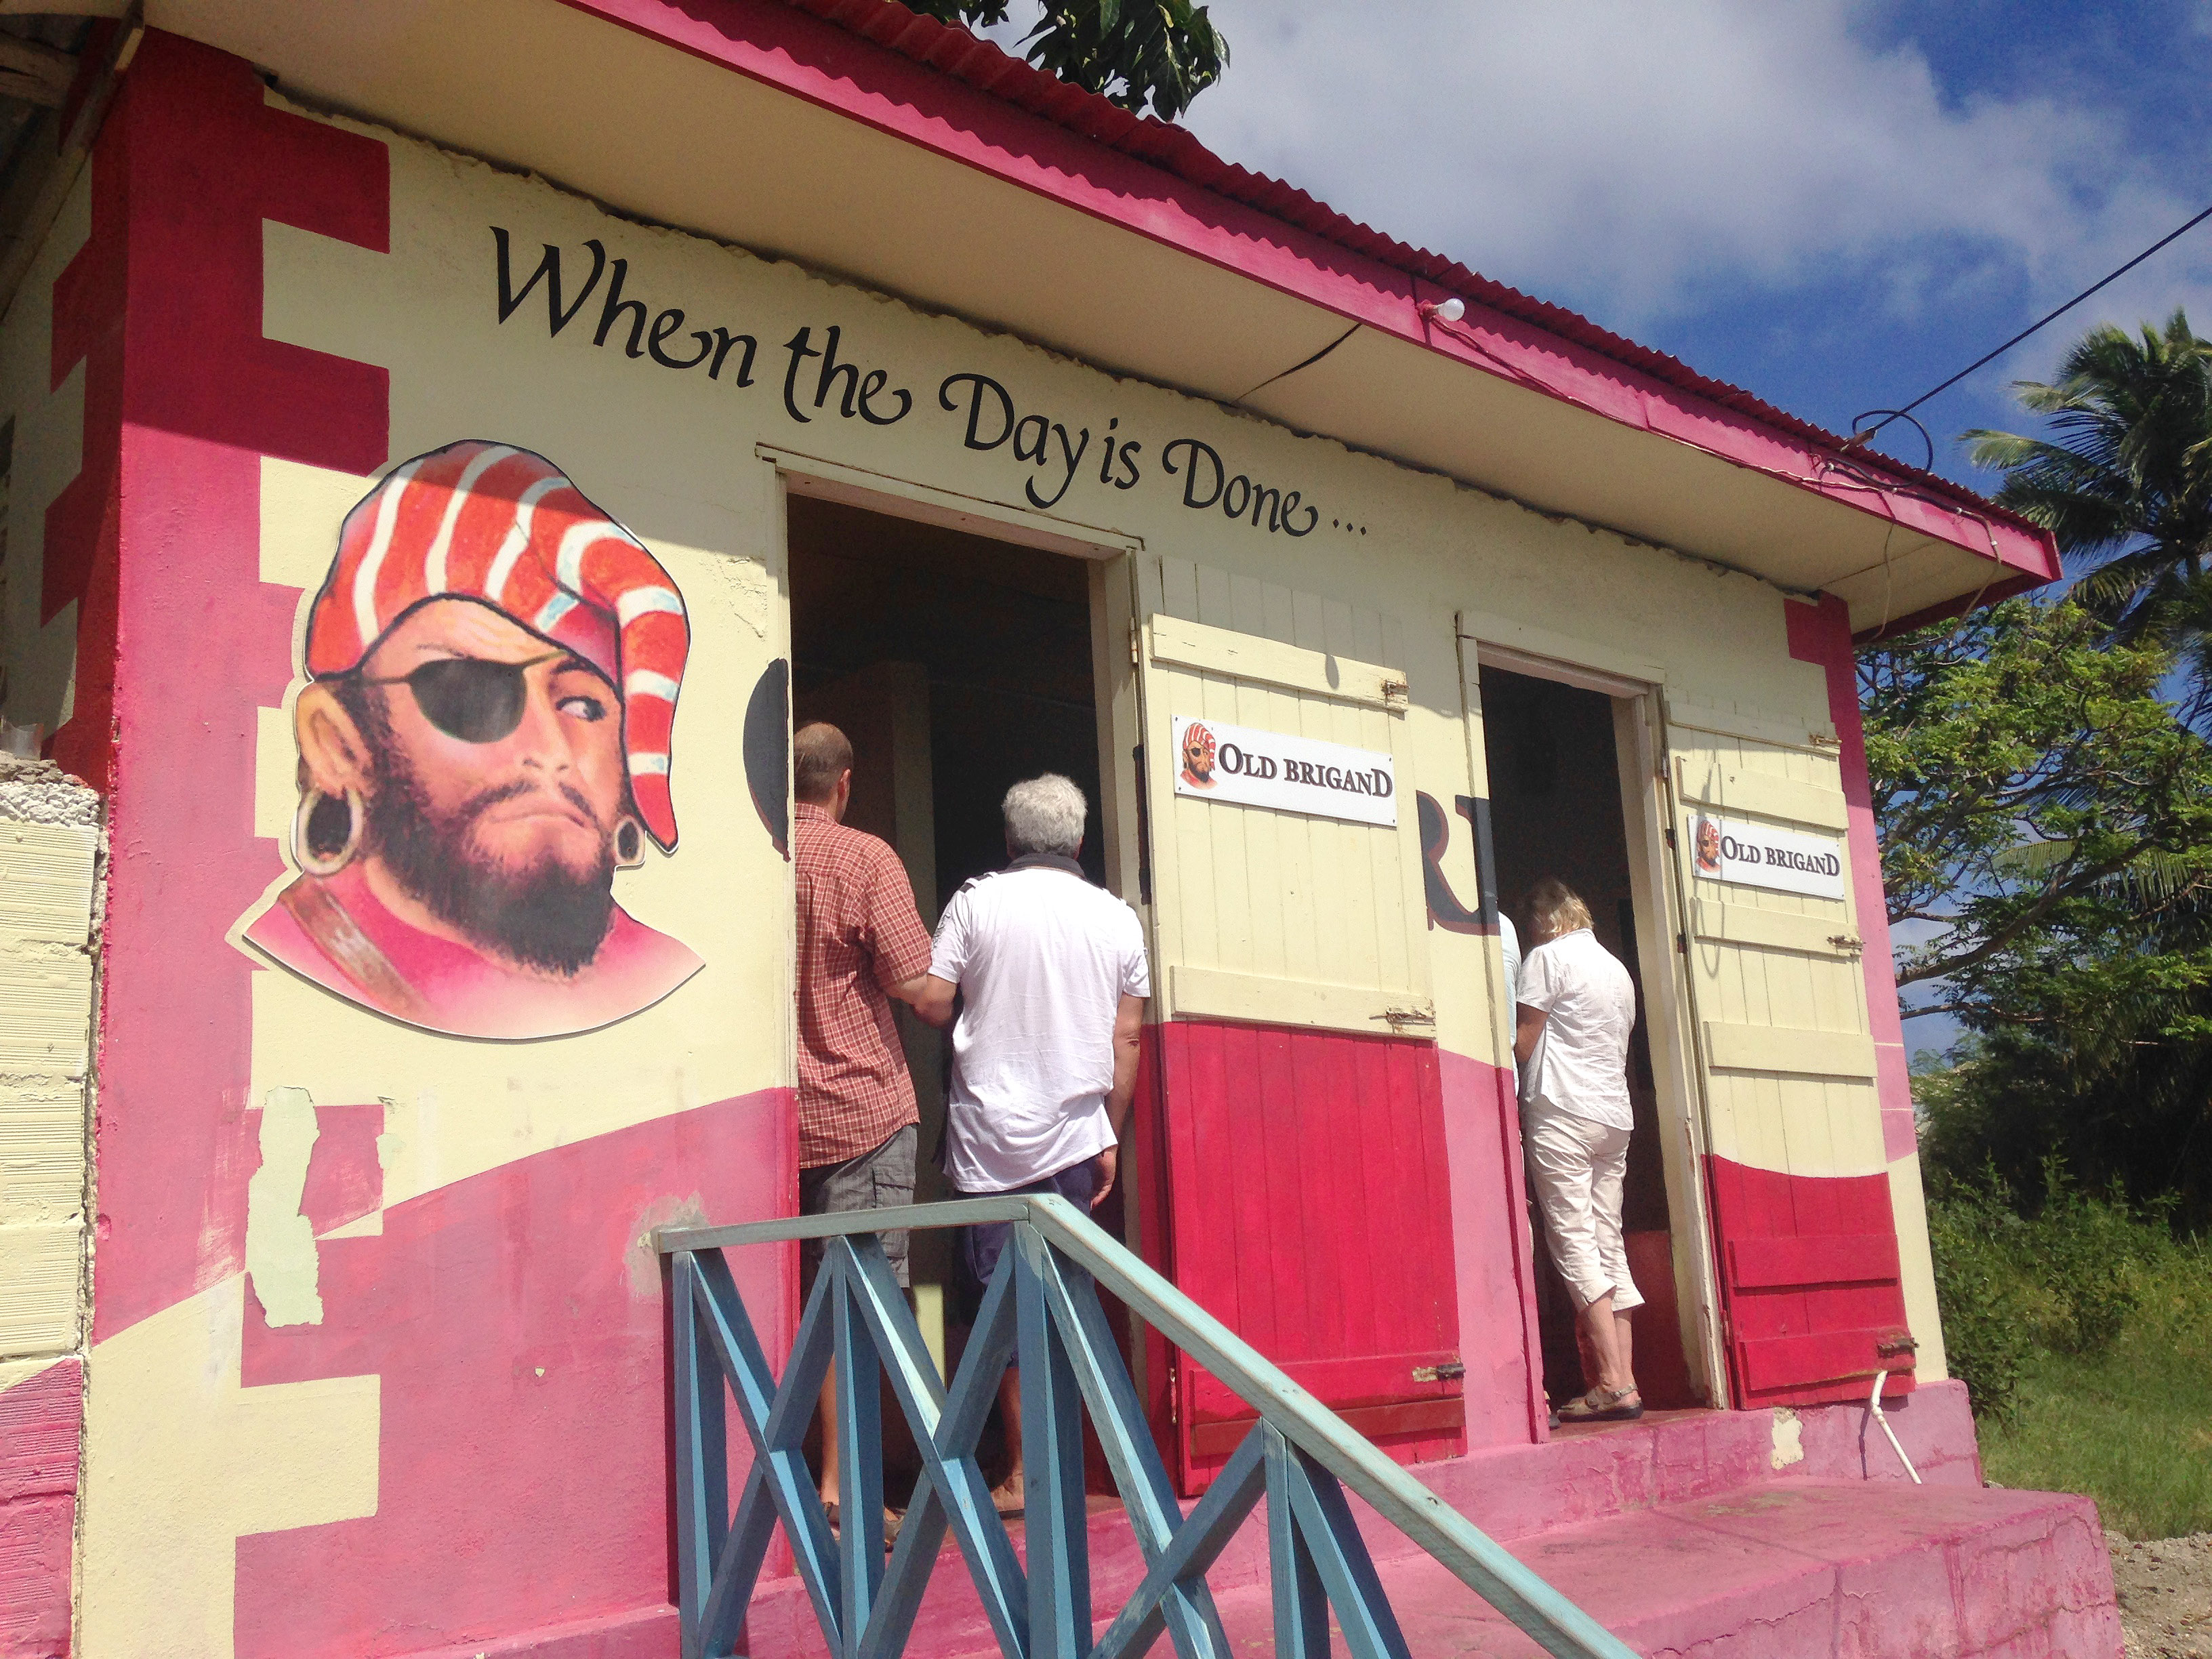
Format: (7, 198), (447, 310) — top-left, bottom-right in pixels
(245, 1086), (323, 1326)
(1770, 1406), (1805, 1470)
(628, 1192), (708, 1298)
(712, 554), (773, 639)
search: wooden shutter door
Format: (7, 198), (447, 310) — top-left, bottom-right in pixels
(1664, 699), (1916, 1407)
(1134, 556), (1460, 1491)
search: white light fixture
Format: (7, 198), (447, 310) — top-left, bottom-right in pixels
(1419, 296), (1466, 323)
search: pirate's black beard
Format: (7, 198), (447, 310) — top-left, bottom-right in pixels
(350, 705), (615, 976)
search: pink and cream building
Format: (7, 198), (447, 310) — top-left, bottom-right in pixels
(0, 3), (2118, 1655)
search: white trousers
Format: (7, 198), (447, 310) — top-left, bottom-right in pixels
(1523, 1105), (1643, 1313)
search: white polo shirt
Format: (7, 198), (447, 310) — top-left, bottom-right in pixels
(1517, 927), (1635, 1131)
(931, 861), (1151, 1193)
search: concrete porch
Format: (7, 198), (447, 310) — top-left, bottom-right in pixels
(738, 1382), (2119, 1659)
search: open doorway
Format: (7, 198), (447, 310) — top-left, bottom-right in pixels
(784, 491), (1114, 1354)
(1479, 661), (1701, 1414)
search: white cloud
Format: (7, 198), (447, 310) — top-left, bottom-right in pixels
(1122, 0), (2211, 337)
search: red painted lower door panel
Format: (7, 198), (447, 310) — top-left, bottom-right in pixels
(1706, 1157), (1917, 1408)
(1147, 1019), (1464, 1491)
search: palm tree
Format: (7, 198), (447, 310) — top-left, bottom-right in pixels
(1965, 310), (2212, 712)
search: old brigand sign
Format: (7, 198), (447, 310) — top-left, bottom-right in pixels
(1170, 714), (1397, 827)
(1691, 813), (1847, 901)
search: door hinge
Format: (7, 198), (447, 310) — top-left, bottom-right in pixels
(1664, 827), (1677, 850)
(1412, 1358), (1467, 1383)
(1676, 932), (1687, 955)
(1827, 933), (1864, 956)
(1129, 619), (1141, 665)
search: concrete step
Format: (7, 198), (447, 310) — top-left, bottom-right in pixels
(739, 1387), (2121, 1658)
(903, 1482), (2118, 1659)
(1195, 1479), (2119, 1659)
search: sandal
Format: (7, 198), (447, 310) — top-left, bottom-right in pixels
(1557, 1385), (1643, 1422)
(822, 1499), (905, 1551)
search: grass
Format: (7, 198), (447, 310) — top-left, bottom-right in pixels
(1978, 1321), (2212, 1540)
(1930, 1180), (2212, 1540)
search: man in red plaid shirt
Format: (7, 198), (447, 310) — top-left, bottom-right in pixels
(792, 721), (940, 1520)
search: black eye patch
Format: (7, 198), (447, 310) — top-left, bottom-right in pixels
(360, 652), (560, 745)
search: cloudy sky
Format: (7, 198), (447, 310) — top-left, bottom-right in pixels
(977, 1), (2212, 1056)
(987, 0), (2212, 488)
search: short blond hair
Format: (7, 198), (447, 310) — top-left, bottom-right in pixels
(1527, 878), (1593, 944)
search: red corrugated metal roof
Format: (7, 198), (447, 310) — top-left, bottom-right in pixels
(777, 0), (2041, 539)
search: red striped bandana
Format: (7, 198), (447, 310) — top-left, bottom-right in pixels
(302, 441), (689, 851)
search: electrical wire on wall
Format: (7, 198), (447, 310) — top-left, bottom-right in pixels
(1235, 322), (1362, 403)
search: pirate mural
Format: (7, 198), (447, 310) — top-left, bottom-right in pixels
(243, 441), (704, 1040)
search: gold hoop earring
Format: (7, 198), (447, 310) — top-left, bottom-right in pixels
(293, 787), (364, 878)
(613, 815), (647, 869)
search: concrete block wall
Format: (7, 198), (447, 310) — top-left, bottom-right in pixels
(0, 753), (101, 1656)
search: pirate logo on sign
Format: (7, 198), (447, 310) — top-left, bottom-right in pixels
(1694, 815), (1723, 876)
(1179, 720), (1219, 790)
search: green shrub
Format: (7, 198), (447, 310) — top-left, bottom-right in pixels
(2026, 1165), (2165, 1353)
(1977, 1236), (2212, 1538)
(1926, 1162), (2190, 1422)
(1925, 1183), (2038, 1422)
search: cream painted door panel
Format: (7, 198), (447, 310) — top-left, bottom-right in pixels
(1133, 556), (1462, 1492)
(1137, 556), (1431, 1038)
(1662, 697), (1912, 1406)
(1666, 703), (1878, 1162)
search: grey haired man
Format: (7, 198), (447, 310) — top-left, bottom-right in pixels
(912, 772), (1149, 1514)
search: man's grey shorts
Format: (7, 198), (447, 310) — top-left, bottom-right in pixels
(798, 1123), (917, 1290)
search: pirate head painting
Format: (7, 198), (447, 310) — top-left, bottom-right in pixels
(243, 441), (704, 1040)
(1179, 720), (1218, 790)
(1694, 816), (1723, 876)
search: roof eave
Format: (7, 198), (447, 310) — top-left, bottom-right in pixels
(559, 0), (2059, 604)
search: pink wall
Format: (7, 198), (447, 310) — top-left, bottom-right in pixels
(79, 31), (390, 1345)
(0, 1359), (79, 1659)
(1439, 1050), (1545, 1443)
(232, 1091), (792, 1654)
(1786, 595), (1915, 1162)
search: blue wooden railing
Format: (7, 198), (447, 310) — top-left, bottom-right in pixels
(658, 1195), (1634, 1659)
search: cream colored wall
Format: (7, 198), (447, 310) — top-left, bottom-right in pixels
(228, 91), (1853, 1113)
(237, 104), (799, 1184)
(0, 762), (99, 1385)
(230, 106), (1828, 1074)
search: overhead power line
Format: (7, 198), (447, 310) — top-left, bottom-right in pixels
(1851, 198), (2212, 455)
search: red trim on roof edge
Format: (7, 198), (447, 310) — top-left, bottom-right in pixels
(560, 0), (2060, 589)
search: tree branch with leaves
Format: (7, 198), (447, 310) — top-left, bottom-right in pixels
(907, 0), (1229, 121)
(1862, 597), (2212, 1015)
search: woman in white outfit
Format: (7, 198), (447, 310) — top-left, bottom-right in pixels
(1515, 878), (1643, 1422)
